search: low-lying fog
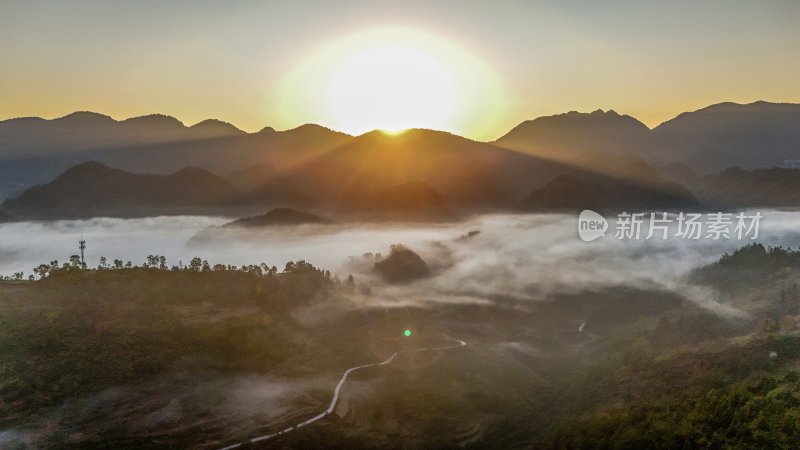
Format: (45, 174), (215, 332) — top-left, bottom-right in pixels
(3, 211), (800, 310)
(4, 210), (800, 446)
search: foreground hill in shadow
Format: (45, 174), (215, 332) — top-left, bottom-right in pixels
(519, 173), (697, 213)
(289, 129), (533, 210)
(286, 128), (683, 214)
(693, 167), (800, 208)
(0, 162), (246, 219)
(0, 136), (707, 220)
(0, 122), (352, 200)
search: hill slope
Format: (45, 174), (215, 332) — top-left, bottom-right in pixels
(1, 162), (243, 219)
(4, 101), (799, 201)
(1, 128), (703, 219)
(652, 101), (800, 172)
(0, 120), (352, 200)
(495, 109), (652, 163)
(496, 101), (800, 173)
(694, 167), (800, 207)
(519, 173), (697, 212)
(289, 128), (596, 212)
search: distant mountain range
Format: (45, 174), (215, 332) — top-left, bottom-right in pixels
(1, 100), (799, 220)
(0, 117), (350, 200)
(654, 102), (800, 172)
(495, 101), (800, 173)
(0, 112), (245, 159)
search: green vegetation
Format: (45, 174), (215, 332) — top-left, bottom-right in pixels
(3, 244), (800, 448)
(691, 243), (800, 292)
(0, 257), (342, 440)
(549, 370), (800, 449)
(540, 245), (800, 449)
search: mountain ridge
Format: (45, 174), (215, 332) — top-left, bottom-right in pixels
(0, 161), (244, 219)
(494, 101), (800, 173)
(2, 100), (800, 203)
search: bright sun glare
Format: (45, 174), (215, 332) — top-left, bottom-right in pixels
(276, 27), (505, 138)
(327, 45), (457, 134)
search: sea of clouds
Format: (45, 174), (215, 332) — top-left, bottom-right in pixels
(3, 210), (800, 312)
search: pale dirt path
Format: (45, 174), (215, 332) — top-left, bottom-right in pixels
(218, 336), (467, 449)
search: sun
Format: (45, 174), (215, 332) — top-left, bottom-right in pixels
(275, 27), (506, 139)
(326, 44), (457, 135)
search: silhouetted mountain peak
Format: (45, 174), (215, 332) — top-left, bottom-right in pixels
(189, 119), (244, 134)
(59, 161), (116, 177)
(282, 123), (351, 138)
(590, 108), (620, 116)
(48, 161), (126, 187)
(122, 114), (185, 128)
(655, 101), (800, 130)
(357, 128), (464, 147)
(700, 100), (798, 113)
(56, 111), (115, 125)
(494, 109), (651, 163)
(258, 126), (276, 133)
(0, 116), (47, 125)
(650, 101), (800, 172)
(500, 109), (649, 139)
(285, 123), (326, 132)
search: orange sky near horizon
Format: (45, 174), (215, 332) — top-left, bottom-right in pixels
(1, 1), (799, 140)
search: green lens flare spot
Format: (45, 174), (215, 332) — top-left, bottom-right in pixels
(404, 329), (412, 337)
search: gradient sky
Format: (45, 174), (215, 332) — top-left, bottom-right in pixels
(1, 0), (799, 139)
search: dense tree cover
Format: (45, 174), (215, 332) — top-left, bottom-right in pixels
(0, 258), (343, 426)
(548, 372), (800, 450)
(3, 243), (800, 448)
(536, 246), (800, 450)
(25, 253), (283, 279)
(691, 243), (800, 292)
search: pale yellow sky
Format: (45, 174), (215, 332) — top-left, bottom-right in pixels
(1, 1), (799, 140)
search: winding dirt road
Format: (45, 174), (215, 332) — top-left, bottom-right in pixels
(219, 336), (467, 449)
